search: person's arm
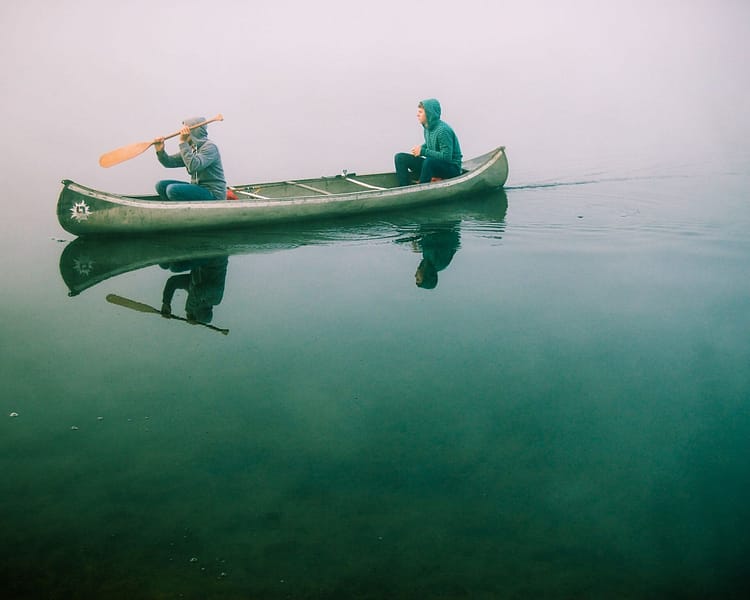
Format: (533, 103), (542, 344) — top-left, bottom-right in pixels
(179, 141), (220, 175)
(420, 129), (455, 162)
(156, 150), (186, 168)
(161, 274), (190, 316)
(154, 137), (186, 168)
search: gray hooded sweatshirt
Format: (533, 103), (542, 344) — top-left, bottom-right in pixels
(157, 117), (227, 199)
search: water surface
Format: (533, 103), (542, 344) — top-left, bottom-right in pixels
(3, 171), (750, 598)
(2, 2), (750, 598)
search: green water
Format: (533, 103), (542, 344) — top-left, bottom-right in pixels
(2, 171), (749, 598)
(4, 0), (750, 595)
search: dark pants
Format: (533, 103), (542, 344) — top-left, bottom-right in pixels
(156, 179), (214, 201)
(394, 153), (461, 186)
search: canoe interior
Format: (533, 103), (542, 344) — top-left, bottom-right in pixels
(128, 148), (500, 202)
(233, 172), (403, 200)
(133, 171), (458, 202)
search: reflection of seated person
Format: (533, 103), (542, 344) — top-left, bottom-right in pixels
(160, 256), (228, 323)
(413, 224), (461, 289)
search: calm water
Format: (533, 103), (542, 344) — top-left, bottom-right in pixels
(2, 166), (749, 598)
(3, 2), (750, 598)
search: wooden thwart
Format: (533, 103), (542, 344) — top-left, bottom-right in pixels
(285, 181), (332, 195)
(230, 188), (269, 200)
(345, 177), (386, 191)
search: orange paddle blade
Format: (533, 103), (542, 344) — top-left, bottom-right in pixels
(99, 140), (155, 168)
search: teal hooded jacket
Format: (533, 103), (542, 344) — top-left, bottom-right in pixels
(157, 117), (227, 199)
(419, 99), (462, 170)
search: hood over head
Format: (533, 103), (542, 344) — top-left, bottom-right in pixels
(182, 116), (208, 144)
(420, 99), (442, 129)
(416, 258), (439, 289)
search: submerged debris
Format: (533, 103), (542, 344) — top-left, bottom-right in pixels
(9, 412), (19, 418)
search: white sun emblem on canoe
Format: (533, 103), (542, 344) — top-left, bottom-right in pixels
(72, 256), (94, 277)
(70, 201), (91, 221)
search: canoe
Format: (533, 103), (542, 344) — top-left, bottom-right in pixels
(59, 188), (508, 296)
(57, 147), (508, 235)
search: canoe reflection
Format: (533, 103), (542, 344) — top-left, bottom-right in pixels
(59, 189), (507, 328)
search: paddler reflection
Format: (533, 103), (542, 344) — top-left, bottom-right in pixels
(159, 256), (229, 324)
(412, 222), (461, 289)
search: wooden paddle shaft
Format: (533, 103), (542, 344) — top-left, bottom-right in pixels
(159, 114), (224, 142)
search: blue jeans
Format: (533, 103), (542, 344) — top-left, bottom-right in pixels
(156, 179), (214, 201)
(394, 153), (461, 186)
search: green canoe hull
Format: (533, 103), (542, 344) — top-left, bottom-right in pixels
(57, 147), (508, 236)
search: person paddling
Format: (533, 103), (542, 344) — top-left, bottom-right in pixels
(154, 117), (227, 200)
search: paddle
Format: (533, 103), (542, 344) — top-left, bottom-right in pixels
(98, 114), (224, 168)
(106, 293), (229, 335)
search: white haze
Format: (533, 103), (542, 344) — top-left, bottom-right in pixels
(1, 0), (748, 205)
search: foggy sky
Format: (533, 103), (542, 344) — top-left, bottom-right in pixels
(1, 0), (748, 198)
